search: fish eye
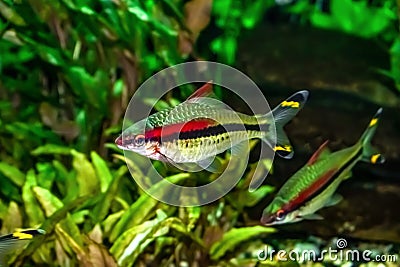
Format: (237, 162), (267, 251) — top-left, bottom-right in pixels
(134, 135), (145, 146)
(275, 209), (286, 221)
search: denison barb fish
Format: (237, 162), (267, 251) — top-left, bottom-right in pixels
(261, 108), (384, 225)
(116, 81), (309, 170)
(0, 229), (45, 266)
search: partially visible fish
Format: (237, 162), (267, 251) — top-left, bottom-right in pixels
(0, 229), (45, 266)
(116, 81), (308, 169)
(261, 108), (384, 225)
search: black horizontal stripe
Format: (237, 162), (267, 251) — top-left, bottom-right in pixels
(159, 123), (269, 143)
(0, 230), (42, 241)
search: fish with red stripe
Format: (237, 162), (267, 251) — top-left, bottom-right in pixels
(261, 108), (385, 225)
(116, 81), (309, 170)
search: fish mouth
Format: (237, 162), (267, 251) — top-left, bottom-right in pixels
(260, 214), (276, 226)
(37, 229), (46, 235)
(115, 135), (124, 148)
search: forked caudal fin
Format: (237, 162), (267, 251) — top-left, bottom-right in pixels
(262, 90), (309, 159)
(359, 108), (385, 164)
(0, 229), (46, 266)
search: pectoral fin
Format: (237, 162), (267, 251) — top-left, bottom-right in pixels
(230, 141), (250, 156)
(229, 142), (250, 174)
(162, 154), (223, 173)
(198, 157), (223, 173)
(324, 194), (343, 207)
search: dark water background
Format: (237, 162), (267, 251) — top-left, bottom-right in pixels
(227, 21), (400, 245)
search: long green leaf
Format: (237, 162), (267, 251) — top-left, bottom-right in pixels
(238, 185), (275, 208)
(22, 170), (45, 225)
(71, 150), (100, 196)
(33, 186), (85, 253)
(210, 226), (276, 260)
(31, 144), (72, 156)
(33, 186), (64, 217)
(111, 210), (171, 266)
(1, 201), (22, 232)
(92, 165), (127, 223)
(0, 162), (25, 187)
(14, 196), (89, 264)
(55, 221), (86, 261)
(0, 1), (26, 26)
(109, 173), (190, 242)
(90, 151), (113, 192)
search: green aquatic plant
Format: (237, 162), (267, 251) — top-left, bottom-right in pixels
(211, 0), (275, 64)
(287, 0), (396, 38)
(0, 144), (275, 266)
(1, 0), (399, 266)
(0, 1), (280, 265)
(0, 0), (190, 159)
(210, 0), (400, 96)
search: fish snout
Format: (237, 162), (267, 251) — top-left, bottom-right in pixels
(260, 213), (276, 225)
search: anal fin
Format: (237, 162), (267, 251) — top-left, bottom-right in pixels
(324, 194), (343, 208)
(198, 157), (223, 173)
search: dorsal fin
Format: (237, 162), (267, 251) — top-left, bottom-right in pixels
(307, 140), (331, 165)
(185, 81), (227, 108)
(187, 80), (214, 100)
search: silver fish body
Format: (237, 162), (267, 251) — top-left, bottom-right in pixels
(116, 82), (309, 167)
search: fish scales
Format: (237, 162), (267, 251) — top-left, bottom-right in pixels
(149, 102), (264, 127)
(116, 82), (309, 166)
(143, 102), (272, 162)
(160, 130), (262, 163)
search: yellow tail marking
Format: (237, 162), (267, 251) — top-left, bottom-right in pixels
(274, 145), (292, 152)
(281, 101), (300, 108)
(369, 118), (378, 127)
(370, 154), (381, 164)
(13, 231), (33, 240)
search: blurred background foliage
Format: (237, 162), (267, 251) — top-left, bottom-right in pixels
(0, 0), (399, 266)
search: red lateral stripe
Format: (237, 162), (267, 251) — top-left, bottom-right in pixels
(145, 119), (216, 139)
(283, 169), (338, 211)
